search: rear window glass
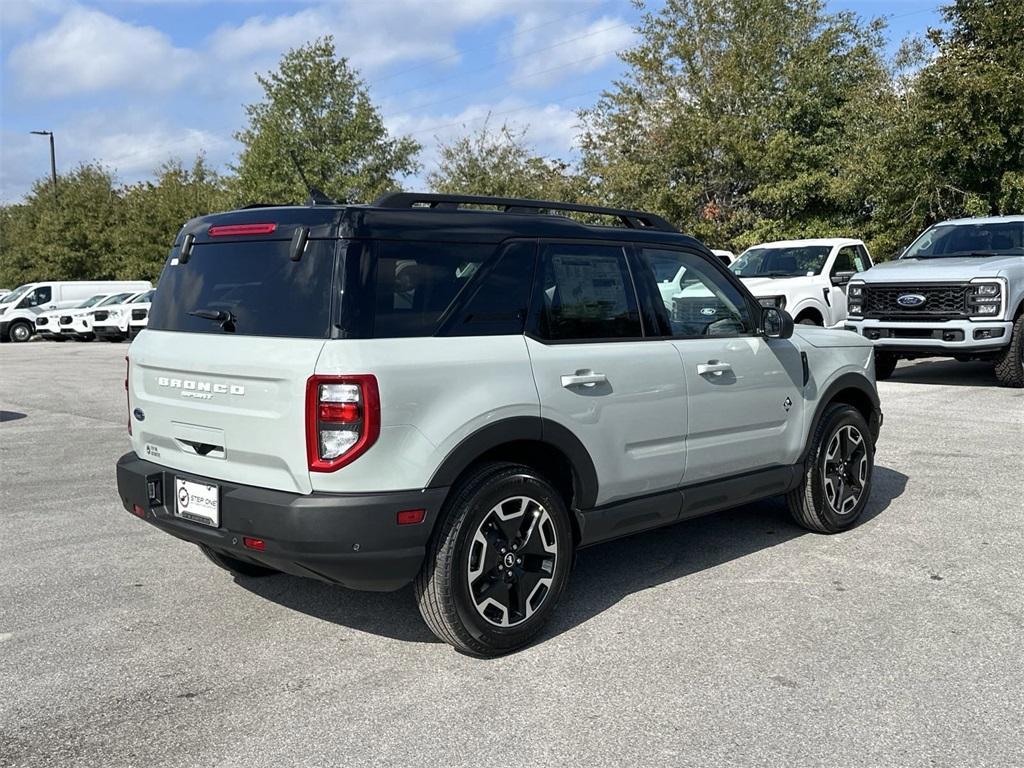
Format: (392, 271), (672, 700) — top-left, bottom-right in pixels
(148, 239), (337, 338)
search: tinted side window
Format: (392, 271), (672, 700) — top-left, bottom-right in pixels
(372, 241), (491, 338)
(533, 243), (641, 341)
(633, 247), (753, 338)
(20, 286), (51, 308)
(832, 246), (866, 274)
(441, 241), (535, 336)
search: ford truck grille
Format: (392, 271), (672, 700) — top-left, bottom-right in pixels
(864, 284), (970, 319)
(131, 308), (147, 321)
(93, 311), (109, 321)
(59, 316), (73, 325)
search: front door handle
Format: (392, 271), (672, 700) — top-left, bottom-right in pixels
(697, 361), (732, 376)
(561, 371), (607, 388)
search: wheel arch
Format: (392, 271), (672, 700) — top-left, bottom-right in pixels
(427, 417), (599, 518)
(793, 303), (825, 325)
(800, 373), (881, 464)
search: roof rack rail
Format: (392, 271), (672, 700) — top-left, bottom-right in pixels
(372, 192), (678, 233)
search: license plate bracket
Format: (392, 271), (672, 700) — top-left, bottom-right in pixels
(174, 477), (220, 528)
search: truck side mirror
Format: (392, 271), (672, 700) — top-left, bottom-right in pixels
(831, 270), (855, 286)
(762, 307), (794, 339)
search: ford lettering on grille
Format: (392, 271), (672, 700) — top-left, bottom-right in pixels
(896, 294), (927, 307)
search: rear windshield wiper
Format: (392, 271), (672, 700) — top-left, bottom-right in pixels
(189, 308), (236, 332)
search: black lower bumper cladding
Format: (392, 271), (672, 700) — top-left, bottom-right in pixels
(116, 453), (448, 591)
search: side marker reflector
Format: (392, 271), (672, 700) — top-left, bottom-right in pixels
(243, 537), (266, 551)
(397, 509), (426, 526)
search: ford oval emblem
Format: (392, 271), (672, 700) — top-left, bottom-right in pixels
(133, 408), (146, 421)
(700, 307), (717, 316)
(897, 293), (926, 307)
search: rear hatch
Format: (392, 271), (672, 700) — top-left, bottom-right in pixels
(128, 215), (340, 494)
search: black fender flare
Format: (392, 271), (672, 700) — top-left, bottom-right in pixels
(800, 371), (881, 464)
(426, 416), (599, 509)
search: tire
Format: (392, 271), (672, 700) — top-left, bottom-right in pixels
(874, 351), (898, 380)
(415, 462), (574, 657)
(8, 321), (32, 343)
(798, 317), (821, 326)
(787, 403), (874, 534)
(993, 313), (1024, 388)
(198, 544), (278, 577)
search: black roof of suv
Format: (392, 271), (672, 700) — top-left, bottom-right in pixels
(175, 193), (704, 250)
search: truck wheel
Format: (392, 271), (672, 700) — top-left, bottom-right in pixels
(787, 403), (874, 534)
(993, 313), (1024, 388)
(8, 321), (32, 343)
(798, 317), (821, 326)
(874, 352), (898, 380)
(198, 544), (278, 577)
(415, 462), (574, 657)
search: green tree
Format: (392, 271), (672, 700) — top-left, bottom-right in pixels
(428, 121), (582, 202)
(116, 155), (230, 281)
(865, 0), (1024, 256)
(233, 37), (421, 205)
(579, 0), (890, 251)
(0, 164), (122, 287)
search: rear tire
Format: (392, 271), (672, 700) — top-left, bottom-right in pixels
(874, 351), (898, 380)
(787, 404), (874, 533)
(415, 462), (574, 657)
(198, 544), (278, 577)
(798, 317), (821, 326)
(993, 313), (1024, 388)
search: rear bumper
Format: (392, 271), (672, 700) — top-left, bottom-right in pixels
(116, 452), (449, 591)
(846, 318), (1011, 354)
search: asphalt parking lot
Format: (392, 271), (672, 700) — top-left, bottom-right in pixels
(1, 341), (1022, 767)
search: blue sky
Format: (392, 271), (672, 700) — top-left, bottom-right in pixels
(0, 0), (941, 203)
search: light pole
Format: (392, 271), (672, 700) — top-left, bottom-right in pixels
(30, 130), (58, 199)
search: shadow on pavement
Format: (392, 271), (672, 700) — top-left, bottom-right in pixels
(890, 358), (998, 387)
(0, 410), (28, 422)
(238, 465), (908, 650)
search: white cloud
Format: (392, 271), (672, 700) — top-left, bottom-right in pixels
(8, 6), (196, 97)
(506, 12), (636, 87)
(386, 97), (584, 188)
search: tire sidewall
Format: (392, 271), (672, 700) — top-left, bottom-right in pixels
(448, 469), (574, 652)
(10, 322), (32, 343)
(809, 407), (875, 531)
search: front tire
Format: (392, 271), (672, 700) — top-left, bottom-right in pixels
(874, 351), (898, 380)
(787, 404), (874, 533)
(993, 313), (1024, 388)
(198, 544), (278, 577)
(8, 321), (32, 343)
(415, 462), (574, 657)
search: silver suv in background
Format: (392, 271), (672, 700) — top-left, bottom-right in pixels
(845, 216), (1024, 387)
(116, 193), (883, 656)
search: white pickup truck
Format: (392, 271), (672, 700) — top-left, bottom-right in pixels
(728, 238), (873, 327)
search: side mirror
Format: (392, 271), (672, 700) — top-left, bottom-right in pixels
(762, 307), (794, 339)
(831, 270), (855, 286)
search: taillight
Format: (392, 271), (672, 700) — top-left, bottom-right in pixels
(306, 375), (380, 472)
(125, 355), (131, 436)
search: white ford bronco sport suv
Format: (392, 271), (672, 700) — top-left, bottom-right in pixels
(845, 216), (1024, 387)
(116, 193), (883, 656)
(728, 239), (874, 327)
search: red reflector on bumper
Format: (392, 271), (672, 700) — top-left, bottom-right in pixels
(397, 509), (426, 525)
(243, 537), (266, 551)
(131, 504), (145, 518)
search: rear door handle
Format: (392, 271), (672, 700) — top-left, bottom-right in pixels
(697, 361), (732, 376)
(561, 372), (607, 388)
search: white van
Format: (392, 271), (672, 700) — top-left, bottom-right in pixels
(0, 280), (152, 343)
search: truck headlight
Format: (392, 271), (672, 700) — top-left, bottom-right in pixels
(847, 282), (865, 316)
(967, 280), (1004, 318)
(758, 295), (786, 310)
